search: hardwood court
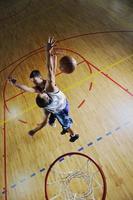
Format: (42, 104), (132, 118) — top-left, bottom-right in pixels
(0, 0), (133, 199)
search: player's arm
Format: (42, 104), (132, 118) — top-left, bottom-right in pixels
(53, 53), (57, 75)
(28, 110), (49, 136)
(8, 77), (37, 93)
(46, 37), (56, 87)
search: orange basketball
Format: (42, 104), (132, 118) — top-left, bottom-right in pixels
(59, 56), (77, 74)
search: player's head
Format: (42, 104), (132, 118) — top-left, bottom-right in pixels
(36, 93), (52, 108)
(30, 70), (42, 84)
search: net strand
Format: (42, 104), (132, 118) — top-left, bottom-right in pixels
(46, 154), (105, 200)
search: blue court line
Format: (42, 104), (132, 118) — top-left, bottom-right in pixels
(40, 168), (45, 172)
(115, 127), (121, 131)
(11, 184), (16, 189)
(87, 142), (93, 146)
(97, 136), (103, 141)
(0, 121), (131, 195)
(106, 131), (112, 136)
(59, 157), (65, 162)
(30, 173), (36, 177)
(20, 178), (27, 183)
(78, 147), (84, 151)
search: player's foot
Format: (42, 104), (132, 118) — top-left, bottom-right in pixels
(61, 129), (68, 135)
(69, 134), (79, 142)
(49, 122), (56, 128)
(28, 130), (36, 136)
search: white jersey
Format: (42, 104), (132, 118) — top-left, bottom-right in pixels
(43, 90), (67, 113)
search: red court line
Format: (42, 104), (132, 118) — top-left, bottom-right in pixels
(78, 99), (86, 108)
(1, 30), (132, 74)
(87, 62), (133, 96)
(56, 48), (92, 74)
(4, 46), (133, 113)
(18, 119), (28, 124)
(55, 71), (62, 76)
(5, 60), (87, 103)
(2, 47), (132, 199)
(2, 31), (133, 200)
(2, 48), (92, 200)
(57, 30), (133, 43)
(101, 72), (133, 96)
(6, 91), (25, 102)
(52, 59), (84, 76)
(4, 101), (11, 113)
(58, 47), (133, 96)
(3, 49), (43, 110)
(3, 104), (7, 200)
(77, 60), (86, 66)
(3, 49), (45, 112)
(89, 82), (93, 91)
(0, 48), (43, 74)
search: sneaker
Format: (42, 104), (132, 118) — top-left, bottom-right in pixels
(61, 129), (68, 135)
(69, 134), (79, 142)
(49, 122), (56, 128)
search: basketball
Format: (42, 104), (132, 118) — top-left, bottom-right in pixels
(59, 56), (77, 74)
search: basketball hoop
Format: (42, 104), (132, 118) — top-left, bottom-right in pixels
(45, 152), (107, 200)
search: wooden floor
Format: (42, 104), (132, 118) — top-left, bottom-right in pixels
(0, 0), (133, 199)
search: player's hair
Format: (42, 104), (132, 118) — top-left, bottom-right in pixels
(30, 70), (41, 78)
(36, 94), (51, 108)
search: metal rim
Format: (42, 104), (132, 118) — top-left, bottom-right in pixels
(45, 152), (107, 200)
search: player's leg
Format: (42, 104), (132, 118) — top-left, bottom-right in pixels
(55, 100), (79, 142)
(56, 113), (79, 142)
(49, 113), (56, 127)
(67, 127), (79, 142)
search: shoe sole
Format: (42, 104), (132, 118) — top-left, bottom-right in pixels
(69, 135), (79, 142)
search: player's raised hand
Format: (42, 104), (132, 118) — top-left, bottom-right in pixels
(46, 36), (56, 54)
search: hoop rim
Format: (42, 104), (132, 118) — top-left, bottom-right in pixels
(45, 152), (107, 200)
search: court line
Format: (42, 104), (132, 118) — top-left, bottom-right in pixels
(0, 52), (133, 126)
(62, 50), (133, 95)
(78, 100), (86, 108)
(89, 82), (93, 91)
(6, 50), (133, 109)
(5, 60), (85, 103)
(1, 49), (93, 125)
(3, 51), (90, 113)
(17, 119), (28, 124)
(0, 105), (37, 125)
(97, 54), (133, 72)
(1, 30), (133, 200)
(1, 2), (63, 199)
(6, 91), (25, 102)
(2, 34), (133, 115)
(0, 30), (132, 74)
(58, 30), (133, 44)
(3, 104), (7, 200)
(2, 48), (133, 116)
(1, 48), (92, 200)
(0, 60), (88, 124)
(0, 120), (131, 196)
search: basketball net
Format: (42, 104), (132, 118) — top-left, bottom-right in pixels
(45, 152), (107, 200)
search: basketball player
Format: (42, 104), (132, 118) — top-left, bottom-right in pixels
(8, 70), (46, 94)
(8, 60), (59, 127)
(28, 37), (79, 142)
